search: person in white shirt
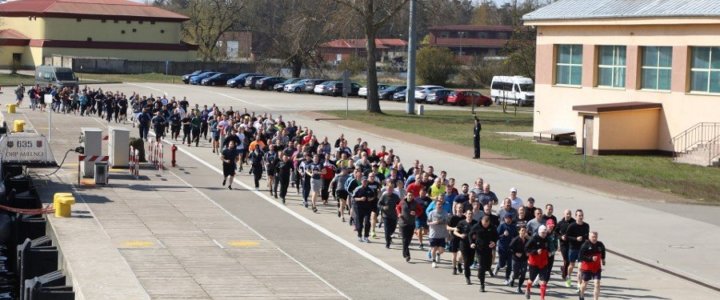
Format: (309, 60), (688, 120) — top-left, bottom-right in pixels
(509, 187), (523, 210)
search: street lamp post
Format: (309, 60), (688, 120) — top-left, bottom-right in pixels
(406, 0), (417, 115)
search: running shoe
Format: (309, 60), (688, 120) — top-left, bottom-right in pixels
(525, 287), (531, 299)
(371, 231), (377, 238)
(427, 250), (432, 260)
(358, 237), (363, 242)
(565, 279), (572, 288)
(222, 179), (226, 186)
(431, 262), (437, 268)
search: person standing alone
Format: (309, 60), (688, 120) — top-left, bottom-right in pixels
(473, 117), (482, 159)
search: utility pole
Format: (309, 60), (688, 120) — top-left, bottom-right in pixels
(405, 0), (417, 115)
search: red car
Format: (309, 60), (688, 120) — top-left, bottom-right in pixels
(447, 90), (492, 106)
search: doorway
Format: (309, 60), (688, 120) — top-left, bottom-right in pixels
(583, 116), (594, 156)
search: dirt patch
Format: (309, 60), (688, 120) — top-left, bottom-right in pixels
(303, 111), (703, 206)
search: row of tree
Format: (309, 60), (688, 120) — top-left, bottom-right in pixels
(154, 0), (550, 113)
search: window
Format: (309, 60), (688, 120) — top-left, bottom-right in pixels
(690, 47), (720, 93)
(101, 19), (106, 23)
(121, 30), (125, 34)
(150, 21), (156, 25)
(555, 45), (583, 86)
(597, 46), (626, 88)
(641, 46), (672, 90)
(114, 20), (119, 23)
(139, 20), (144, 24)
(87, 37), (92, 42)
(160, 29), (165, 34)
(132, 28), (137, 32)
(76, 18), (81, 22)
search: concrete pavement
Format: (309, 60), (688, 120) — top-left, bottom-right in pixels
(2, 82), (719, 299)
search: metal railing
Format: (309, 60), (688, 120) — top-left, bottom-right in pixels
(671, 122), (720, 156)
(707, 135), (720, 166)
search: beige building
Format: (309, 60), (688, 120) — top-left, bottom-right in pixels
(524, 0), (720, 165)
(0, 0), (196, 68)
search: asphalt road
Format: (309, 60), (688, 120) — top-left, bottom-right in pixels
(3, 82), (719, 299)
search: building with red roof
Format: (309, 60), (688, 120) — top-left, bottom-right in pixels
(0, 0), (196, 68)
(319, 38), (408, 64)
(428, 24), (513, 63)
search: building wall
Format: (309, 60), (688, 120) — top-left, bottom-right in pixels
(0, 16), (44, 38)
(534, 23), (720, 152)
(0, 45), (34, 67)
(34, 47), (194, 65)
(44, 18), (182, 44)
(598, 108), (661, 150)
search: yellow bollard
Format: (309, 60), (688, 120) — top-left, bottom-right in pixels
(7, 104), (16, 114)
(13, 120), (25, 133)
(54, 193), (75, 218)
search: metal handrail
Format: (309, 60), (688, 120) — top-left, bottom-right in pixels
(708, 134), (720, 166)
(671, 122), (720, 156)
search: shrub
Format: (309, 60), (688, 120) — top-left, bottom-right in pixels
(416, 47), (459, 85)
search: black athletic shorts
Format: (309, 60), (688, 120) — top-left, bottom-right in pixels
(223, 163), (236, 177)
(529, 265), (550, 282)
(337, 190), (349, 200)
(582, 270), (601, 281)
(448, 238), (461, 253)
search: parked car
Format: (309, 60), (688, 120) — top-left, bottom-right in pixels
(284, 79), (311, 93)
(304, 79), (329, 93)
(227, 73), (262, 88)
(314, 81), (338, 95)
(182, 70), (207, 84)
(426, 89), (454, 105)
(274, 78), (301, 91)
(358, 84), (389, 98)
(447, 90), (492, 106)
(201, 73), (236, 86)
(414, 85), (444, 102)
(392, 88), (408, 101)
(490, 76), (535, 106)
(330, 82), (362, 97)
(255, 76), (286, 90)
(379, 85), (406, 100)
(189, 71), (219, 85)
(244, 75), (266, 89)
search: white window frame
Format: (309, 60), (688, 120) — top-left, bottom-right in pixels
(597, 45), (626, 88)
(690, 47), (720, 94)
(641, 46), (672, 91)
(555, 45), (583, 86)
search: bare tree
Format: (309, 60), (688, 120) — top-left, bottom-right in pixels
(181, 0), (245, 62)
(334, 0), (409, 113)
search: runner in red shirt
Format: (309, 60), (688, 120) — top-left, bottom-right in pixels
(525, 225), (550, 300)
(578, 231), (606, 300)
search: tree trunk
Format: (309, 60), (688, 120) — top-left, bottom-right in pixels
(365, 28), (382, 113)
(291, 56), (303, 78)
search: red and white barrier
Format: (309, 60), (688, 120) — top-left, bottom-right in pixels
(147, 141), (164, 171)
(77, 155), (109, 185)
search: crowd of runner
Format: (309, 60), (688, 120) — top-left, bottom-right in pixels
(15, 84), (607, 300)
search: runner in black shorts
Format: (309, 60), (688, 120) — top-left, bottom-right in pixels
(221, 140), (239, 190)
(579, 231), (606, 300)
(525, 225), (550, 300)
(447, 202), (465, 275)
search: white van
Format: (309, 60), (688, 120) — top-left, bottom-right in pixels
(490, 76), (534, 106)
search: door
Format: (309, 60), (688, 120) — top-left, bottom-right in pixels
(583, 116), (594, 156)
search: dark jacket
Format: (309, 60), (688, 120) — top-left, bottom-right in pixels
(396, 199), (422, 227)
(470, 223), (498, 253)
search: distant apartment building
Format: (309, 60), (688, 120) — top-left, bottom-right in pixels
(427, 24), (513, 63)
(524, 0), (720, 165)
(0, 0), (196, 68)
(319, 38), (408, 63)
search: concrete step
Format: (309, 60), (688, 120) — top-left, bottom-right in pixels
(675, 144), (720, 166)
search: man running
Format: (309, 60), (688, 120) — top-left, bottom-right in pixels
(377, 182), (400, 249)
(566, 209), (590, 288)
(397, 192), (422, 261)
(496, 213), (518, 284)
(578, 231), (606, 300)
(221, 140), (239, 190)
(275, 154), (293, 203)
(427, 196), (449, 269)
(557, 209), (576, 281)
(353, 178), (374, 243)
(526, 225), (550, 300)
(510, 226), (529, 293)
(470, 215), (498, 292)
(248, 146), (265, 190)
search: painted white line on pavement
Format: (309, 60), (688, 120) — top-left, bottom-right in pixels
(167, 140), (448, 300)
(168, 169), (350, 300)
(212, 239), (225, 249)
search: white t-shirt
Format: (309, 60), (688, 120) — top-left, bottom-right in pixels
(510, 197), (523, 210)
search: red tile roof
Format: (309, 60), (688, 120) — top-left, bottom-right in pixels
(321, 38), (408, 49)
(0, 29), (30, 40)
(0, 0), (189, 21)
